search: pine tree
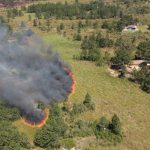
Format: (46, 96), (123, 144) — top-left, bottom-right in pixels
(97, 116), (109, 131)
(83, 93), (91, 105)
(83, 93), (95, 110)
(60, 23), (64, 30)
(111, 114), (121, 135)
(28, 15), (31, 21)
(33, 19), (37, 27)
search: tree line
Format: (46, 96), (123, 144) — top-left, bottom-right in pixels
(27, 1), (122, 20)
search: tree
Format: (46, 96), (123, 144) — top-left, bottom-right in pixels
(34, 124), (60, 148)
(111, 49), (131, 66)
(101, 21), (114, 31)
(97, 116), (110, 131)
(116, 15), (135, 31)
(0, 16), (6, 24)
(137, 41), (150, 60)
(0, 121), (30, 149)
(18, 10), (23, 16)
(110, 114), (121, 135)
(78, 21), (84, 28)
(73, 33), (81, 41)
(83, 93), (91, 105)
(28, 14), (32, 21)
(50, 102), (62, 118)
(27, 1), (122, 20)
(33, 19), (38, 27)
(115, 37), (134, 51)
(83, 93), (95, 110)
(141, 71), (150, 93)
(96, 33), (113, 48)
(20, 21), (26, 28)
(46, 19), (51, 32)
(34, 103), (67, 148)
(60, 23), (64, 30)
(118, 65), (126, 78)
(75, 0), (79, 3)
(93, 21), (98, 29)
(133, 68), (150, 93)
(0, 105), (20, 121)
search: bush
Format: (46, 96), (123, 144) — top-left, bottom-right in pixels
(60, 138), (75, 150)
(71, 103), (86, 115)
(34, 103), (68, 148)
(83, 93), (95, 111)
(94, 115), (122, 146)
(137, 41), (150, 60)
(0, 104), (20, 121)
(133, 68), (150, 93)
(72, 120), (94, 137)
(0, 121), (31, 149)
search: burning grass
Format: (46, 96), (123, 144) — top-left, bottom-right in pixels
(64, 67), (76, 97)
(13, 34), (150, 150)
(21, 67), (75, 128)
(22, 108), (49, 128)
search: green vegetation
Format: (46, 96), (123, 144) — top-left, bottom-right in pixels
(0, 99), (31, 149)
(34, 99), (122, 149)
(133, 68), (150, 93)
(94, 114), (122, 146)
(0, 0), (149, 149)
(137, 40), (150, 60)
(27, 1), (122, 20)
(43, 34), (150, 150)
(0, 99), (20, 121)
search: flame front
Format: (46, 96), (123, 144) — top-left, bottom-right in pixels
(22, 108), (49, 128)
(22, 68), (75, 128)
(64, 67), (76, 98)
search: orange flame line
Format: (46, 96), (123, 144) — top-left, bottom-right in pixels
(21, 108), (49, 128)
(22, 67), (75, 128)
(63, 67), (76, 98)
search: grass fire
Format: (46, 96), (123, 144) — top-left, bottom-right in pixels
(0, 26), (75, 127)
(22, 108), (49, 128)
(22, 67), (75, 128)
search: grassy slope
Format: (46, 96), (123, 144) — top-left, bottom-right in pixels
(5, 0), (149, 149)
(13, 33), (150, 149)
(43, 34), (150, 150)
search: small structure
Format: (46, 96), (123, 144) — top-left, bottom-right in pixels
(126, 60), (149, 73)
(123, 25), (138, 32)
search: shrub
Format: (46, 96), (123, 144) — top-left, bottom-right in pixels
(60, 138), (75, 150)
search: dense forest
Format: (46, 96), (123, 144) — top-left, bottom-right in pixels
(28, 1), (122, 19)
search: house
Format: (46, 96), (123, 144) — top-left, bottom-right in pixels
(123, 25), (138, 32)
(126, 60), (149, 73)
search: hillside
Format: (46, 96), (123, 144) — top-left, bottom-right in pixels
(0, 0), (150, 150)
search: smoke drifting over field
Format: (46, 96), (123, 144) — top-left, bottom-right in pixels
(0, 26), (73, 123)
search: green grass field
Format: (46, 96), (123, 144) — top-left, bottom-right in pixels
(44, 34), (150, 150)
(5, 1), (149, 148)
(14, 33), (150, 150)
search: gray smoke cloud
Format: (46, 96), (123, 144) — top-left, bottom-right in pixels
(0, 26), (73, 123)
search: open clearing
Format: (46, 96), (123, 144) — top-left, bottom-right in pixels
(8, 6), (150, 149)
(14, 33), (150, 150)
(43, 34), (150, 150)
